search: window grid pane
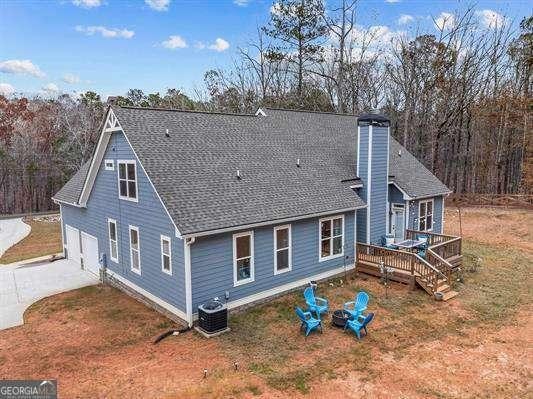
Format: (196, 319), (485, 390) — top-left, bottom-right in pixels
(276, 228), (289, 249)
(321, 220), (331, 239)
(236, 235), (251, 259)
(163, 255), (170, 271)
(276, 249), (289, 271)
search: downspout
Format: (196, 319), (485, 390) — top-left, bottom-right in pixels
(184, 236), (195, 327)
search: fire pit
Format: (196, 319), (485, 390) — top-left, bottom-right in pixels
(331, 309), (351, 328)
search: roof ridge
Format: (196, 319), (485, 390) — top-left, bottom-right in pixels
(114, 105), (256, 117)
(264, 107), (357, 117)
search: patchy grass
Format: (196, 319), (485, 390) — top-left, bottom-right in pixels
(0, 217), (62, 264)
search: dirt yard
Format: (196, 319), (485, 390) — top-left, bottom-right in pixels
(0, 207), (531, 398)
(0, 215), (62, 264)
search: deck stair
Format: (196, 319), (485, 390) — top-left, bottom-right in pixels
(356, 230), (462, 301)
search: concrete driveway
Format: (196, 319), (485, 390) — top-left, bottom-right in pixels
(0, 259), (98, 330)
(0, 217), (31, 259)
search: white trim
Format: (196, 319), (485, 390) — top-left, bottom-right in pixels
(353, 210), (357, 258)
(105, 268), (188, 322)
(440, 195), (445, 233)
(318, 214), (344, 262)
(366, 125), (372, 243)
(390, 203), (406, 241)
(129, 225), (141, 274)
(226, 263), (355, 311)
(104, 159), (114, 171)
(356, 125), (361, 176)
(107, 218), (119, 263)
(273, 224), (292, 275)
(160, 234), (172, 275)
(350, 184), (363, 189)
(233, 231), (254, 286)
(59, 204), (65, 255)
(52, 198), (84, 208)
(183, 239), (193, 326)
(385, 127), (390, 235)
(418, 198), (434, 232)
(79, 108), (116, 206)
(255, 108), (266, 117)
(117, 160), (139, 202)
(405, 199), (410, 230)
(183, 206), (365, 239)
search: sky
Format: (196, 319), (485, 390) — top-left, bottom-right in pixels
(0, 0), (530, 100)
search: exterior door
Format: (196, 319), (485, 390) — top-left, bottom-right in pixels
(81, 232), (100, 276)
(391, 205), (405, 242)
(65, 225), (81, 265)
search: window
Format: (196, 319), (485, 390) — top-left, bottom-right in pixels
(160, 235), (172, 275)
(319, 215), (344, 261)
(105, 160), (114, 171)
(129, 225), (141, 274)
(118, 160), (138, 201)
(107, 218), (118, 263)
(233, 231), (254, 286)
(419, 199), (434, 231)
(274, 225), (291, 274)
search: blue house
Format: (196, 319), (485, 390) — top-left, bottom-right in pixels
(53, 107), (455, 326)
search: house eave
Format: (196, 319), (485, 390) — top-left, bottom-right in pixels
(182, 204), (367, 239)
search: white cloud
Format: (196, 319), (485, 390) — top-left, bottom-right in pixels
(434, 12), (455, 31)
(62, 73), (80, 84)
(72, 0), (101, 8)
(398, 14), (414, 25)
(208, 38), (230, 52)
(0, 59), (45, 78)
(145, 0), (170, 11)
(476, 9), (505, 29)
(0, 83), (14, 96)
(75, 25), (134, 39)
(233, 0), (250, 6)
(385, 0), (400, 3)
(161, 35), (188, 49)
(42, 83), (60, 95)
(195, 38), (230, 52)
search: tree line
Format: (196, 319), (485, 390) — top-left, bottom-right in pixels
(1, 1), (531, 214)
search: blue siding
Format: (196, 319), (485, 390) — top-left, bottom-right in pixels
(190, 211), (355, 310)
(61, 131), (186, 312)
(357, 125), (389, 244)
(388, 184), (405, 204)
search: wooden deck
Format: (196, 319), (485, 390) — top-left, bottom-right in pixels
(356, 230), (463, 301)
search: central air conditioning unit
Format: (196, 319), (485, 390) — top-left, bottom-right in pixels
(197, 298), (228, 335)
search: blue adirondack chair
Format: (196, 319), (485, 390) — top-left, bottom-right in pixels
(417, 248), (427, 259)
(303, 286), (328, 317)
(343, 291), (369, 319)
(295, 307), (322, 336)
(416, 234), (429, 249)
(344, 312), (375, 339)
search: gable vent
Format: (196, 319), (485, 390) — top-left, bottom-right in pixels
(296, 158), (300, 167)
(236, 170), (241, 180)
(165, 129), (170, 138)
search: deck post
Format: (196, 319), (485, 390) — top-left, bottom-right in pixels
(409, 255), (415, 290)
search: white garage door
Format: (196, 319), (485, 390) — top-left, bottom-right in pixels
(81, 232), (100, 276)
(65, 225), (81, 265)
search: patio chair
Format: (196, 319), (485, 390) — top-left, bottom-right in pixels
(417, 248), (427, 259)
(416, 234), (429, 249)
(343, 291), (369, 319)
(303, 286), (329, 317)
(295, 307), (323, 336)
(344, 312), (375, 339)
(380, 235), (398, 250)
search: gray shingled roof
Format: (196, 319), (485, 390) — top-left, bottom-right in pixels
(53, 161), (90, 205)
(54, 107), (450, 235)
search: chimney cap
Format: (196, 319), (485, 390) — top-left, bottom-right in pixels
(357, 113), (390, 126)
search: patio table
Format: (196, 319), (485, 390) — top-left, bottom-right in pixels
(395, 239), (424, 250)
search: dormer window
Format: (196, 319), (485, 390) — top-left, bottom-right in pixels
(118, 160), (138, 201)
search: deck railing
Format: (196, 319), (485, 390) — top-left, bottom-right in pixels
(355, 243), (446, 293)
